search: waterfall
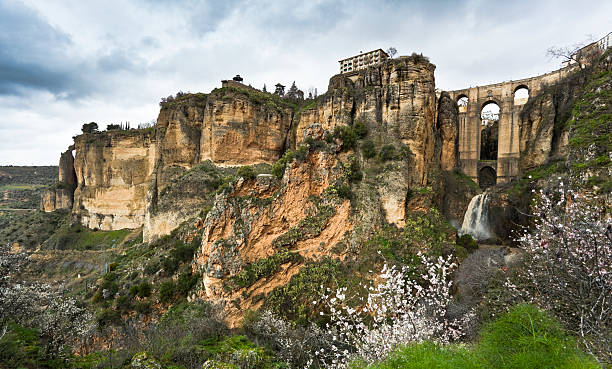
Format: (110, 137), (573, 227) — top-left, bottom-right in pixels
(459, 193), (491, 241)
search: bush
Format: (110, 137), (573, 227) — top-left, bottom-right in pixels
(144, 261), (159, 275)
(350, 305), (599, 369)
(349, 159), (363, 182)
(135, 282), (152, 298)
(159, 280), (176, 303)
(96, 309), (121, 328)
(353, 121), (368, 138)
(177, 271), (201, 297)
(335, 184), (353, 199)
(134, 301), (151, 314)
(379, 144), (396, 161)
(334, 126), (358, 150)
(361, 140), (376, 159)
(456, 234), (478, 252)
(116, 294), (132, 312)
(237, 166), (256, 180)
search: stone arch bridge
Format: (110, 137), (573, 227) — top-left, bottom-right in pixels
(448, 66), (573, 187)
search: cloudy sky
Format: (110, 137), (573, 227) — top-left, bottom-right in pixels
(1, 0), (610, 165)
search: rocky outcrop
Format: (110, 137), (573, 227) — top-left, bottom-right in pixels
(518, 71), (587, 172)
(143, 87), (294, 241)
(72, 131), (157, 230)
(41, 149), (77, 212)
(296, 56), (437, 186)
(436, 91), (459, 171)
(192, 150), (351, 326)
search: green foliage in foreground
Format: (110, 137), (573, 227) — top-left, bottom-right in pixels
(353, 305), (600, 369)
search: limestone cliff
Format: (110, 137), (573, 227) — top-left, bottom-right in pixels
(144, 86), (295, 242)
(40, 149), (77, 212)
(72, 130), (157, 230)
(296, 55), (437, 186)
(191, 148), (352, 326)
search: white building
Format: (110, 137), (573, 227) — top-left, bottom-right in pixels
(339, 49), (389, 74)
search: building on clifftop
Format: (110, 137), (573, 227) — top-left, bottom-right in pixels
(339, 49), (389, 74)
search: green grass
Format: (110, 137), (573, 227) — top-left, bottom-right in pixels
(0, 183), (47, 190)
(353, 305), (600, 369)
(44, 222), (130, 250)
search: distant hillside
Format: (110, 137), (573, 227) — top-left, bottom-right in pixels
(0, 166), (57, 209)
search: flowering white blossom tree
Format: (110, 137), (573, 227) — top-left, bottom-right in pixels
(0, 243), (94, 357)
(314, 254), (472, 368)
(512, 184), (611, 362)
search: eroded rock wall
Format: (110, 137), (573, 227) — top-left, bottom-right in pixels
(144, 88), (294, 241)
(72, 131), (157, 230)
(296, 56), (437, 186)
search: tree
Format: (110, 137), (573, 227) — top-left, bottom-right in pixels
(262, 84), (267, 93)
(386, 47), (397, 59)
(315, 254), (470, 367)
(505, 184), (611, 363)
(274, 83), (285, 96)
(547, 36), (595, 70)
(81, 122), (99, 134)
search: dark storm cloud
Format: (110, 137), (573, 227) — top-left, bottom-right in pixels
(0, 1), (146, 98)
(0, 1), (77, 96)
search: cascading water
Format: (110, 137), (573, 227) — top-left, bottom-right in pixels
(459, 193), (491, 241)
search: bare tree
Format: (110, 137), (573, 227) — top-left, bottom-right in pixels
(547, 35), (595, 69)
(386, 47), (397, 59)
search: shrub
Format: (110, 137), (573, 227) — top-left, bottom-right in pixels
(115, 294), (132, 312)
(353, 121), (368, 138)
(361, 140), (376, 159)
(349, 159), (363, 182)
(500, 184), (612, 361)
(144, 261), (159, 275)
(134, 301), (151, 315)
(379, 144), (396, 161)
(177, 271), (201, 297)
(335, 184), (353, 199)
(334, 126), (358, 150)
(96, 309), (121, 328)
(159, 280), (175, 303)
(237, 166), (256, 180)
(135, 282), (152, 298)
(456, 234), (478, 252)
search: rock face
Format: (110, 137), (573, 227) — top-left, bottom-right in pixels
(296, 56), (437, 186)
(144, 87), (294, 241)
(40, 149), (77, 212)
(436, 91), (459, 171)
(192, 150), (351, 326)
(72, 131), (157, 230)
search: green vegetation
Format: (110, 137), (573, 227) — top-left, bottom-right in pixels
(353, 305), (599, 369)
(378, 144), (396, 162)
(361, 140), (377, 159)
(333, 125), (358, 150)
(272, 146), (308, 179)
(0, 209), (68, 249)
(567, 70), (612, 151)
(44, 221), (130, 250)
(0, 165), (57, 209)
(213, 85), (299, 112)
(265, 257), (347, 325)
(237, 165), (256, 180)
(272, 201), (335, 249)
(225, 250), (303, 291)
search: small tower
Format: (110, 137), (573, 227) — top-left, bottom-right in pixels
(232, 74), (244, 83)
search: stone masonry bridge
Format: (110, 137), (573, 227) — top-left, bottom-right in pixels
(448, 66), (574, 187)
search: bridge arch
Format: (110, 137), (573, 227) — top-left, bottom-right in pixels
(457, 95), (469, 113)
(513, 85), (529, 105)
(478, 165), (497, 189)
